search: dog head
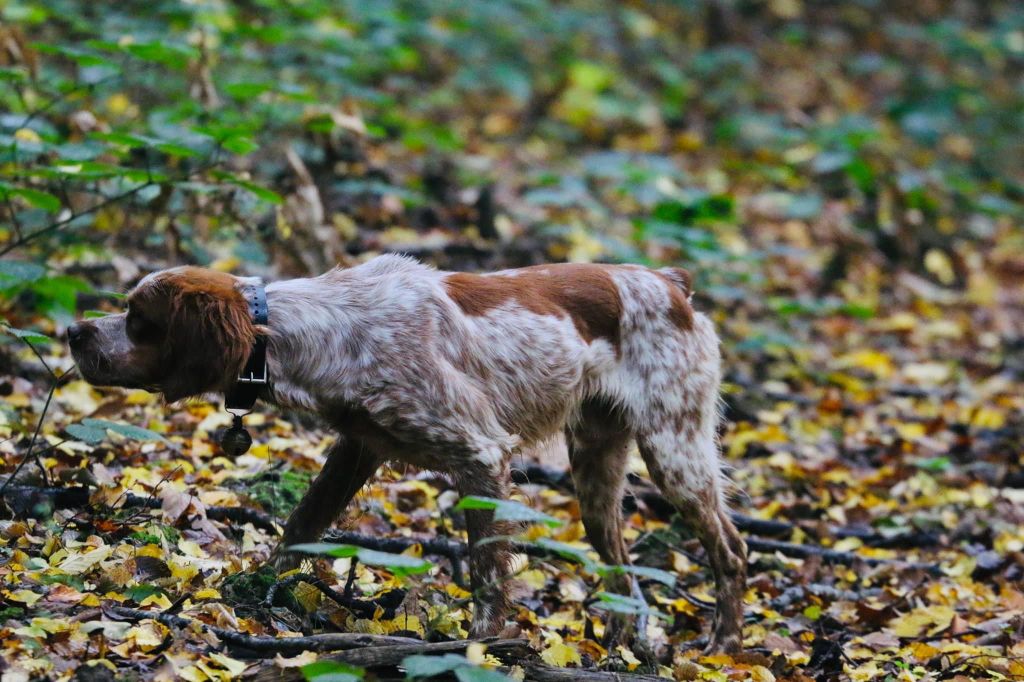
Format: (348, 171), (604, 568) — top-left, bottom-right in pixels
(68, 267), (257, 402)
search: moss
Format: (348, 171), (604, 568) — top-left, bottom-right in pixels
(222, 565), (275, 603)
(244, 469), (313, 518)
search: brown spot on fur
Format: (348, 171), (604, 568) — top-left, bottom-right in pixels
(444, 264), (623, 350)
(659, 267), (695, 331)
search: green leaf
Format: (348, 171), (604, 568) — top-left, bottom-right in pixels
(67, 419), (167, 444)
(301, 661), (365, 682)
(518, 538), (597, 571)
(455, 496), (563, 528)
(122, 41), (198, 69)
(598, 563), (677, 588)
(0, 184), (61, 212)
(403, 654), (468, 677)
(211, 171), (282, 203)
(224, 82), (273, 100)
(287, 543), (432, 576)
(65, 423), (108, 445)
(220, 135), (259, 155)
(592, 592), (669, 621)
(0, 261), (46, 285)
(915, 456), (952, 473)
(1, 325), (53, 345)
(125, 584), (165, 603)
(454, 667), (513, 682)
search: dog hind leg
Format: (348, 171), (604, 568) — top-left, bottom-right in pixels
(636, 413), (746, 653)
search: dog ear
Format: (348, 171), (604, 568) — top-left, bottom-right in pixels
(160, 285), (255, 402)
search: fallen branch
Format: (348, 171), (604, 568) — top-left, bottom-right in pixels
(513, 665), (666, 682)
(322, 529), (594, 565)
(249, 637), (663, 682)
(322, 529), (468, 588)
(107, 605), (424, 655)
(249, 639), (534, 682)
(767, 584), (885, 611)
(515, 465), (943, 549)
(0, 484), (278, 533)
(323, 529), (938, 580)
(746, 537), (940, 573)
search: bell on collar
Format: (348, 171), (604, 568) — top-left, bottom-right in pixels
(220, 414), (253, 457)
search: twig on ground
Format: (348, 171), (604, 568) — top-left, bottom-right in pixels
(247, 636), (660, 682)
(323, 529), (468, 588)
(0, 347), (76, 499)
(746, 537), (940, 573)
(515, 464), (944, 549)
(766, 584), (885, 611)
(262, 572), (404, 619)
(107, 605), (426, 655)
(0, 484), (278, 533)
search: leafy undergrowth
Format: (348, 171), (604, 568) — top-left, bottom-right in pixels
(1, 0), (1023, 680)
(1, 241), (1023, 681)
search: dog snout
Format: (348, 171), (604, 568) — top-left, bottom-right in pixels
(66, 321), (93, 350)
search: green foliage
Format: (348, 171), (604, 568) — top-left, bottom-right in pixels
(302, 661), (365, 682)
(402, 654), (511, 681)
(64, 417), (166, 444)
(288, 543), (432, 577)
(455, 496), (562, 527)
(0, 1), (1016, 323)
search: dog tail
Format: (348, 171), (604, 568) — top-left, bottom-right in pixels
(659, 267), (693, 300)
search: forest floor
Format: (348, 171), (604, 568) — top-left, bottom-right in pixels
(2, 213), (1024, 682)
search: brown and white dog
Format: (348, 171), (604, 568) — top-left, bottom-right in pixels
(67, 255), (747, 652)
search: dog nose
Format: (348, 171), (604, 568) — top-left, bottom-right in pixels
(67, 322), (88, 349)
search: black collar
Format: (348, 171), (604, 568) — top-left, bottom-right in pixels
(225, 282), (268, 411)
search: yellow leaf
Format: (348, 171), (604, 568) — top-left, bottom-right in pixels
(137, 543), (164, 558)
(466, 642), (487, 666)
(700, 653), (735, 666)
(888, 605), (955, 638)
(616, 645), (641, 671)
(106, 93), (133, 116)
(6, 590), (42, 605)
(293, 581), (322, 613)
(540, 634), (581, 667)
(194, 588), (222, 600)
(177, 666), (207, 682)
(907, 641), (940, 662)
(57, 544), (113, 574)
(14, 128), (41, 143)
(131, 621), (168, 651)
(209, 653), (248, 677)
(749, 665), (776, 682)
(835, 350), (894, 379)
(273, 651), (318, 669)
(139, 593), (174, 610)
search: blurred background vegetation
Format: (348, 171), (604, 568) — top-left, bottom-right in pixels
(2, 5), (1024, 677)
(0, 0), (1021, 331)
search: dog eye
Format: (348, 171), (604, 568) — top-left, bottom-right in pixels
(127, 310), (162, 342)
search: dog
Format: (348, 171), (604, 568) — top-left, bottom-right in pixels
(67, 255), (747, 652)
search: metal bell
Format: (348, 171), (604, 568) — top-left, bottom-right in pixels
(219, 415), (253, 457)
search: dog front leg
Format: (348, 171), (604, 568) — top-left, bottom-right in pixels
(456, 459), (515, 638)
(272, 436), (381, 569)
